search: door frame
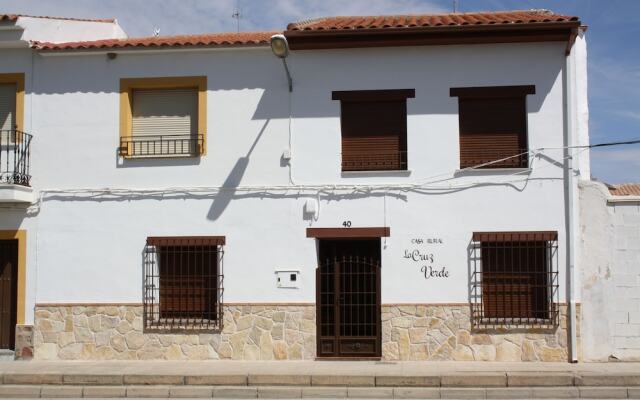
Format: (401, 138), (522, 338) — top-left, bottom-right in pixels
(308, 227), (390, 360)
(0, 230), (26, 329)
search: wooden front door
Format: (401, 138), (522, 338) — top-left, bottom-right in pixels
(0, 240), (18, 350)
(316, 239), (381, 358)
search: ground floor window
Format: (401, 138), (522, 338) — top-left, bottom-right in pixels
(470, 231), (558, 329)
(143, 236), (224, 331)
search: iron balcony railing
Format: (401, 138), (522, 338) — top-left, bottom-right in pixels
(119, 134), (204, 158)
(342, 151), (408, 172)
(460, 149), (529, 169)
(0, 130), (32, 187)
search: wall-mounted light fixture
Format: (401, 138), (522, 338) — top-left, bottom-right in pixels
(106, 52), (117, 60)
(270, 34), (292, 92)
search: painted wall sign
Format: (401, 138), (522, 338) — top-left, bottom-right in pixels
(403, 237), (450, 280)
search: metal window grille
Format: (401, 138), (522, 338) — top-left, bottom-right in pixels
(0, 130), (32, 186)
(120, 134), (203, 158)
(143, 236), (224, 332)
(470, 231), (559, 329)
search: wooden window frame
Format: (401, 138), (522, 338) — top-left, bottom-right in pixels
(450, 85), (535, 169)
(470, 231), (559, 330)
(119, 76), (207, 157)
(333, 89), (414, 172)
(0, 73), (25, 134)
(143, 236), (224, 332)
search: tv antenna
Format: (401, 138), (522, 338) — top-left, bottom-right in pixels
(453, 0), (459, 13)
(153, 28), (160, 37)
(232, 2), (242, 32)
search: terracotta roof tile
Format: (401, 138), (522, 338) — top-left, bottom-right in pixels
(0, 14), (19, 22)
(35, 31), (277, 51)
(0, 13), (115, 23)
(609, 184), (640, 196)
(286, 10), (579, 31)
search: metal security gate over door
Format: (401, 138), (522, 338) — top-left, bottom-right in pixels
(316, 239), (381, 358)
(0, 240), (18, 350)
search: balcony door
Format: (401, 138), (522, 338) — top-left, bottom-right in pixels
(316, 239), (381, 358)
(0, 240), (18, 350)
(0, 83), (16, 132)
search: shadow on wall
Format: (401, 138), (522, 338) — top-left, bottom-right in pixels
(207, 119), (270, 221)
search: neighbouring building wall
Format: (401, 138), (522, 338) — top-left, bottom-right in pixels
(17, 16), (127, 43)
(580, 180), (640, 361)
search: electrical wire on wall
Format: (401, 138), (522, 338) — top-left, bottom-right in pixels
(28, 139), (638, 215)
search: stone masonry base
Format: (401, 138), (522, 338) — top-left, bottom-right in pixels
(32, 304), (578, 361)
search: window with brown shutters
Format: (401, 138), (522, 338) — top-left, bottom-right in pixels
(143, 236), (224, 332)
(450, 85), (535, 169)
(470, 231), (559, 329)
(333, 89), (414, 171)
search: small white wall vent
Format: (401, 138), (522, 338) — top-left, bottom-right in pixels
(304, 198), (318, 216)
(275, 269), (300, 288)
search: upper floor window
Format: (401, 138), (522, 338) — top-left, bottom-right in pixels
(144, 236), (224, 332)
(450, 85), (535, 169)
(119, 77), (207, 158)
(333, 89), (415, 172)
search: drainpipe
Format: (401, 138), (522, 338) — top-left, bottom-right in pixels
(564, 31), (580, 363)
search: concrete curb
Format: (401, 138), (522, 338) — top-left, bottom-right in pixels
(0, 384), (640, 398)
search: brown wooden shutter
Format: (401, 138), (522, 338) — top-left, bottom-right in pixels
(341, 100), (406, 171)
(451, 85), (534, 169)
(149, 237), (222, 323)
(333, 89), (414, 172)
(480, 238), (550, 320)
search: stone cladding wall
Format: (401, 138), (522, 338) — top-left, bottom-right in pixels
(33, 305), (315, 360)
(381, 304), (578, 362)
(33, 304), (577, 361)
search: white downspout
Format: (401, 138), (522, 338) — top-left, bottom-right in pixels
(565, 32), (580, 363)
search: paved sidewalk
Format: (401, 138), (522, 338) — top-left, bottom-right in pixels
(2, 360), (640, 375)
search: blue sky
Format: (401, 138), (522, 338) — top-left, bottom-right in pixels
(1, 0), (638, 183)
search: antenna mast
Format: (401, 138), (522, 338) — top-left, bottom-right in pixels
(453, 0), (459, 13)
(232, 1), (242, 33)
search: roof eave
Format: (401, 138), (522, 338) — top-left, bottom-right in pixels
(284, 21), (581, 51)
(35, 42), (271, 55)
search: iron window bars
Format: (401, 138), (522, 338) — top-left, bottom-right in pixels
(0, 130), (32, 187)
(120, 134), (204, 158)
(470, 231), (559, 329)
(143, 236), (224, 332)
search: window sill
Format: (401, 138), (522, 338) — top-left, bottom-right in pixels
(454, 167), (531, 176)
(341, 170), (412, 178)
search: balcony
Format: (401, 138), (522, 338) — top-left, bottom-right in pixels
(0, 130), (34, 204)
(119, 134), (204, 158)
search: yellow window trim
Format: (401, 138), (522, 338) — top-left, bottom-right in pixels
(119, 76), (207, 156)
(0, 73), (25, 133)
(0, 230), (26, 325)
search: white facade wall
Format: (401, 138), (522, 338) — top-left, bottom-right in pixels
(0, 40), (591, 322)
(580, 181), (640, 361)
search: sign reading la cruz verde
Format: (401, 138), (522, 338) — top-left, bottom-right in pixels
(403, 237), (450, 280)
